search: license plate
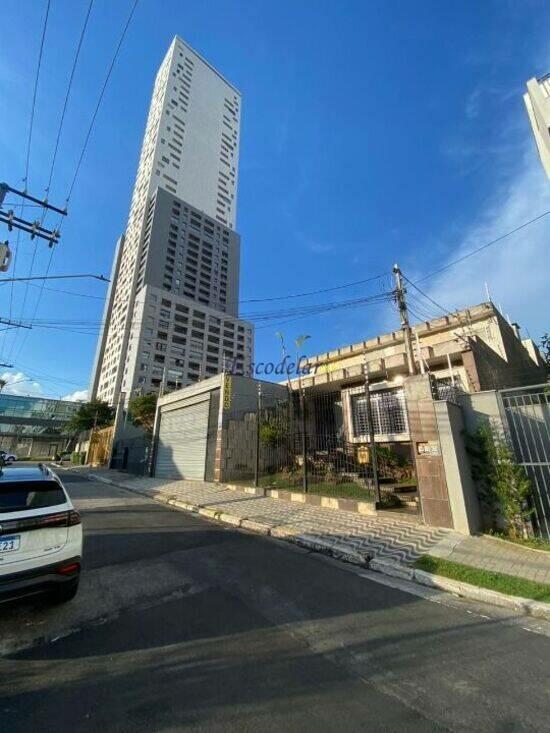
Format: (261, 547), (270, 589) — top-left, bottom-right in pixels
(0, 535), (20, 552)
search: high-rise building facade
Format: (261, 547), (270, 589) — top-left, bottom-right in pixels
(524, 74), (550, 178)
(91, 36), (253, 404)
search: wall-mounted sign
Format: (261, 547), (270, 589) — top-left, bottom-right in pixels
(223, 374), (233, 410)
(417, 440), (440, 457)
(357, 446), (370, 464)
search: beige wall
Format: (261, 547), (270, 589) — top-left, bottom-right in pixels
(435, 401), (482, 534)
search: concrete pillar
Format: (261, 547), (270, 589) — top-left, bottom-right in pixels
(434, 400), (482, 534)
(404, 374), (454, 529)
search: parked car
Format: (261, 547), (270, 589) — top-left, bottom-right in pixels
(0, 451), (17, 464)
(0, 464), (82, 604)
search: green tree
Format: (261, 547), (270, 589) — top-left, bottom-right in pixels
(66, 400), (114, 434)
(128, 393), (158, 433)
(468, 422), (532, 537)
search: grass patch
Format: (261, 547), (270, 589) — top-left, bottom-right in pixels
(414, 555), (550, 603)
(485, 532), (550, 553)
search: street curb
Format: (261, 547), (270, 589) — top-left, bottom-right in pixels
(367, 559), (550, 621)
(87, 472), (550, 621)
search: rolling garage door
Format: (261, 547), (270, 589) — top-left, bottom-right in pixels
(155, 398), (210, 480)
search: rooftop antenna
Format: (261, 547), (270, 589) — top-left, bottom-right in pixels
(484, 282), (491, 302)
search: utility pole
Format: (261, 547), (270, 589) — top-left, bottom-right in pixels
(0, 182), (67, 249)
(363, 356), (381, 505)
(393, 264), (417, 376)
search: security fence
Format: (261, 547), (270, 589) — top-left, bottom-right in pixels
(501, 384), (550, 539)
(223, 385), (417, 508)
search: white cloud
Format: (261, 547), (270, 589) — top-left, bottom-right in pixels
(420, 149), (550, 341)
(62, 389), (89, 403)
(0, 371), (43, 396)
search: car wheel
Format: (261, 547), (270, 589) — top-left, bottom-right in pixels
(50, 582), (79, 604)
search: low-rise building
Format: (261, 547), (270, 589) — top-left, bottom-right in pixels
(142, 302), (547, 536)
(286, 302), (544, 461)
(0, 394), (81, 458)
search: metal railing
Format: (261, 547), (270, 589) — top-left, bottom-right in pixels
(501, 384), (550, 538)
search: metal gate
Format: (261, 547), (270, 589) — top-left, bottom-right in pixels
(501, 384), (550, 539)
(154, 398), (209, 480)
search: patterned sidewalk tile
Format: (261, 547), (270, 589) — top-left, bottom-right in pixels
(99, 471), (454, 565)
(92, 470), (550, 582)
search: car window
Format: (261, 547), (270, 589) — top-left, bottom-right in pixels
(0, 481), (66, 513)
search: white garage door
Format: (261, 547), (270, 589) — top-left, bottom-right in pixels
(155, 399), (209, 480)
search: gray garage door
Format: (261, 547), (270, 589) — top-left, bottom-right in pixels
(155, 399), (209, 480)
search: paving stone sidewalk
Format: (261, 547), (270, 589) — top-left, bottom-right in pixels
(87, 469), (550, 584)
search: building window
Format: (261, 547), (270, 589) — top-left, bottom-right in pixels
(350, 389), (408, 438)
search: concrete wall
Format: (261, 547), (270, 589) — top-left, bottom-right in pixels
(459, 389), (507, 437)
(435, 401), (482, 534)
(468, 312), (547, 391)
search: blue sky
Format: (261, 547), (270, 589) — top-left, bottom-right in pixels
(1, 0), (549, 399)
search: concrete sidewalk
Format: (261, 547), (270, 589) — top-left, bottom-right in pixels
(80, 468), (550, 587)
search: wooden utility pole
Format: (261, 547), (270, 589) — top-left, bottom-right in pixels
(393, 264), (417, 376)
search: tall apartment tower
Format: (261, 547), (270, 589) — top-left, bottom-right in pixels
(524, 74), (550, 178)
(91, 37), (253, 404)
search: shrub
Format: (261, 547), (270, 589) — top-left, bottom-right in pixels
(467, 423), (532, 538)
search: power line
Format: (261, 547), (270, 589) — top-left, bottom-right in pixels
(14, 290), (394, 330)
(23, 0), (51, 189)
(3, 0), (51, 363)
(240, 272), (386, 304)
(26, 282), (105, 300)
(65, 0), (140, 203)
(402, 274), (455, 318)
(415, 208), (550, 284)
(46, 0), (95, 194)
(0, 273), (108, 284)
(10, 247), (55, 363)
(12, 362), (88, 388)
(9, 1), (139, 364)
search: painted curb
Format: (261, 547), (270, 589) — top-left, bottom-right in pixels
(87, 472), (550, 620)
(370, 558), (415, 580)
(224, 482), (377, 516)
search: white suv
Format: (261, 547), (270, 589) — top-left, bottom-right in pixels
(0, 465), (82, 604)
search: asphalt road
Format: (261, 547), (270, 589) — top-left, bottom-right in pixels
(1, 472), (550, 732)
